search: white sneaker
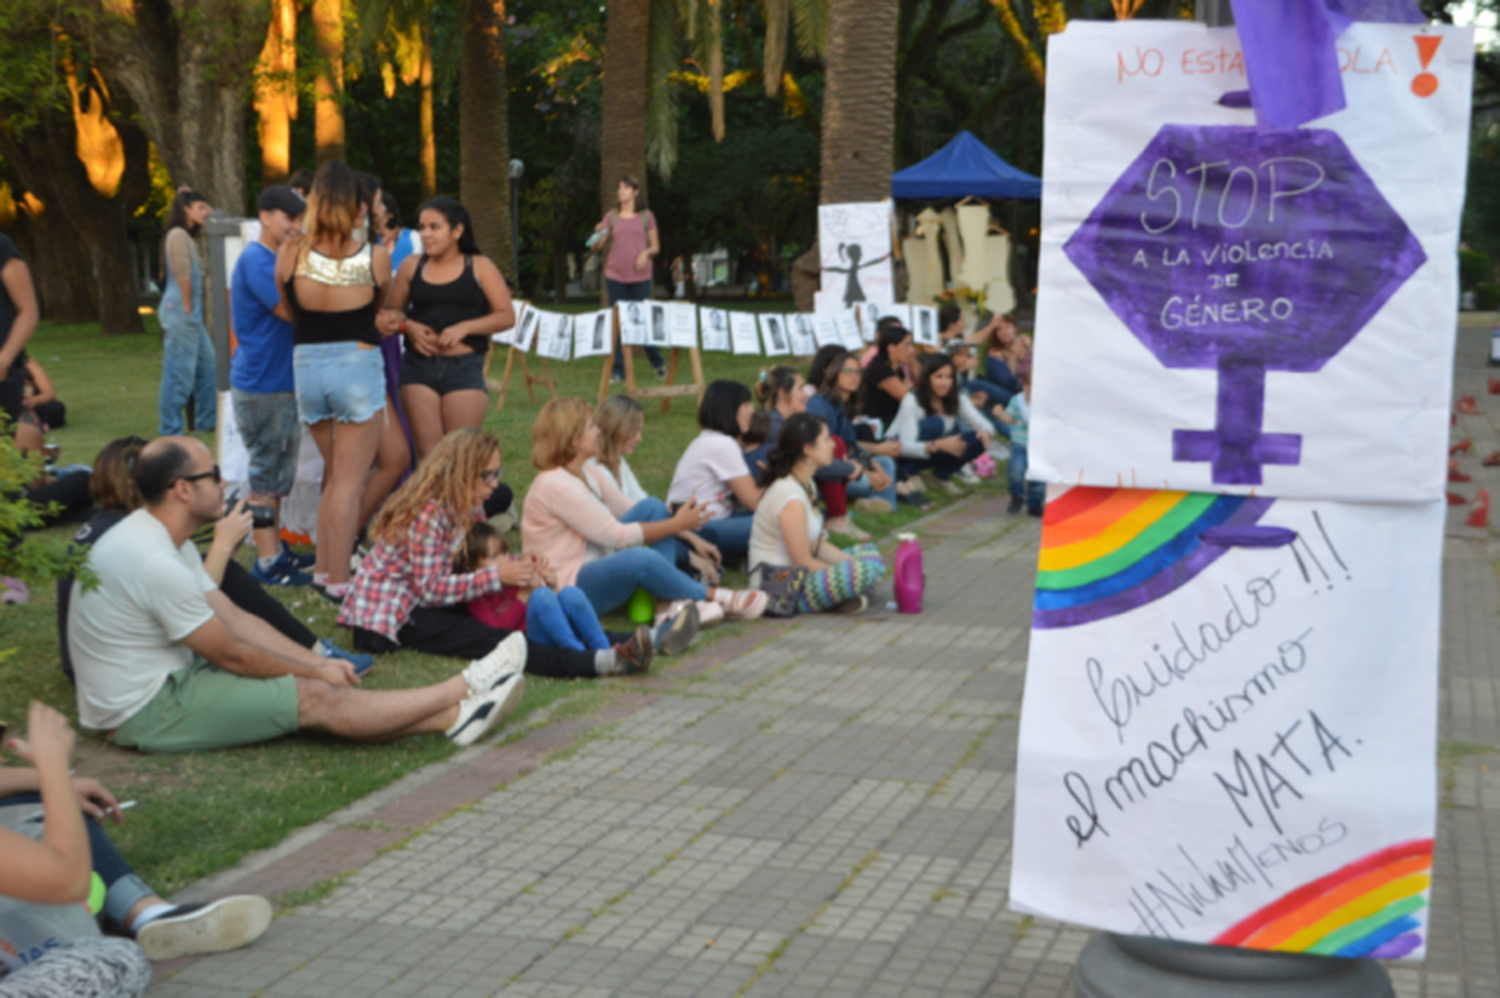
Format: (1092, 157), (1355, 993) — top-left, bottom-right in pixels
(853, 497), (893, 515)
(135, 895), (273, 961)
(955, 464), (981, 485)
(447, 672), (525, 746)
(463, 631), (528, 696)
(695, 600), (726, 627)
(988, 442), (1011, 461)
(652, 601), (701, 656)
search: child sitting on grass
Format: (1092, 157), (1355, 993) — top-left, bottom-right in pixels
(993, 372), (1045, 517)
(455, 521), (612, 652)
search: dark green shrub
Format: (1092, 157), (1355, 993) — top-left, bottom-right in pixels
(1476, 282), (1500, 311)
(1460, 249), (1492, 291)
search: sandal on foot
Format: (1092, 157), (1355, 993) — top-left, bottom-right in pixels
(718, 589), (768, 620)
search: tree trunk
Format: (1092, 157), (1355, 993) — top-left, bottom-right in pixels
(460, 0), (513, 280)
(420, 19), (436, 199)
(820, 0), (900, 204)
(313, 0), (347, 162)
(599, 0), (651, 214)
(10, 207), (97, 325)
(68, 0), (270, 214)
(256, 0), (299, 183)
(0, 103), (150, 335)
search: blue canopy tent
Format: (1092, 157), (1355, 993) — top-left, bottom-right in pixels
(890, 131), (1041, 201)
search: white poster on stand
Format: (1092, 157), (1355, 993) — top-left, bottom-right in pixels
(665, 302), (699, 348)
(647, 302), (671, 349)
(1012, 485), (1441, 961)
(534, 310), (572, 361)
(619, 301), (650, 346)
(495, 300), (524, 346)
(833, 310), (865, 352)
(761, 314), (790, 356)
(574, 309), (613, 358)
(1027, 21), (1473, 503)
(787, 314), (817, 356)
(701, 308), (732, 352)
(513, 305), (541, 353)
(730, 310), (762, 355)
(811, 313), (842, 350)
(911, 305), (939, 347)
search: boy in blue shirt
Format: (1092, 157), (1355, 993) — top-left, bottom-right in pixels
(994, 373), (1045, 517)
(230, 185), (310, 585)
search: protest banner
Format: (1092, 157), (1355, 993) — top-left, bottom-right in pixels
(1027, 21), (1473, 502)
(1012, 485), (1442, 959)
(819, 201), (897, 308)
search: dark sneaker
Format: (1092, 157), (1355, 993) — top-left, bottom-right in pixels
(311, 581), (347, 605)
(318, 638), (375, 676)
(615, 627), (655, 675)
(653, 364), (668, 379)
(251, 551), (313, 587)
(135, 895), (273, 961)
(1007, 495), (1024, 515)
(652, 602), (700, 656)
(282, 541), (316, 569)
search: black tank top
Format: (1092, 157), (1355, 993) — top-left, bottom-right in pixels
(406, 255), (491, 354)
(283, 243), (382, 346)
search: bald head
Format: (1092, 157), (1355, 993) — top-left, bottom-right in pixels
(134, 436), (211, 506)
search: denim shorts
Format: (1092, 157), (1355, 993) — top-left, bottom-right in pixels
(400, 350), (488, 395)
(232, 389), (300, 496)
(293, 341), (386, 424)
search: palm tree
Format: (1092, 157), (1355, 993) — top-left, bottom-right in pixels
(819, 0), (898, 204)
(255, 0), (298, 183)
(354, 0), (437, 197)
(313, 0), (347, 161)
(461, 0), (513, 279)
(600, 0), (652, 214)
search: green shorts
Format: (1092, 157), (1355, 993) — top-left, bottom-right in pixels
(112, 657), (299, 754)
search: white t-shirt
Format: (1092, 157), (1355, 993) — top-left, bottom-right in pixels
(667, 430), (750, 520)
(584, 455), (648, 504)
(67, 509), (217, 730)
(749, 475), (823, 583)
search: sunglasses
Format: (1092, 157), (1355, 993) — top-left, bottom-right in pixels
(179, 464), (222, 485)
(481, 469), (501, 484)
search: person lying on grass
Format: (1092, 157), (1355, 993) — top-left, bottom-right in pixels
(67, 436), (525, 752)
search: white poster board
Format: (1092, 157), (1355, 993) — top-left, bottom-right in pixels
(819, 200), (896, 308)
(533, 310), (572, 361)
(833, 309), (865, 352)
(911, 304), (939, 347)
(1028, 21), (1473, 502)
(574, 309), (613, 358)
(811, 312), (843, 350)
(494, 300), (524, 346)
(647, 302), (671, 349)
(665, 302), (699, 348)
(730, 310), (762, 355)
(760, 314), (790, 356)
(1012, 485), (1441, 961)
(701, 308), (732, 352)
(618, 301), (650, 346)
(787, 314), (817, 357)
(513, 305), (541, 353)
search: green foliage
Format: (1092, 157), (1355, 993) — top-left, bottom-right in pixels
(0, 427), (89, 586)
(1477, 282), (1500, 312)
(1461, 249), (1493, 291)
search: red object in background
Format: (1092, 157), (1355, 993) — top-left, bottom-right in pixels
(1451, 438), (1473, 456)
(1485, 451), (1500, 468)
(1457, 395), (1482, 415)
(1489, 377), (1500, 395)
(1450, 468), (1473, 483)
(1467, 490), (1491, 528)
(1447, 491), (1467, 506)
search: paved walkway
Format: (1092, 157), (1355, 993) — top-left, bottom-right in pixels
(152, 319), (1500, 997)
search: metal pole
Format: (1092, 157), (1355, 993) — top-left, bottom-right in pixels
(1071, 4), (1396, 996)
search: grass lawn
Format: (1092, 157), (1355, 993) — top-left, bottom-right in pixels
(3, 310), (1009, 897)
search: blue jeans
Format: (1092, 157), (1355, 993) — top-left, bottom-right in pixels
(607, 278), (664, 375)
(0, 793), (151, 929)
(697, 509), (753, 566)
(963, 379), (1013, 437)
(1008, 441), (1046, 511)
(576, 547), (707, 616)
(158, 307), (217, 435)
(913, 416), (984, 481)
(526, 587), (611, 651)
(617, 497), (685, 564)
(846, 454), (898, 509)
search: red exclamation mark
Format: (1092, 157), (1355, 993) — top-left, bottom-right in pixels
(1412, 35), (1442, 97)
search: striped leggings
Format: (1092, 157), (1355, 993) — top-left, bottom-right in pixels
(0, 938), (151, 998)
(797, 543), (887, 614)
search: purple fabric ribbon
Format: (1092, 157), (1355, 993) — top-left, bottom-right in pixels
(1225, 0), (1425, 131)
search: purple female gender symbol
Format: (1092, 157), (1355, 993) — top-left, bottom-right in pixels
(1064, 125), (1425, 486)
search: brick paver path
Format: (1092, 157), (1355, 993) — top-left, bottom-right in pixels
(153, 318), (1500, 997)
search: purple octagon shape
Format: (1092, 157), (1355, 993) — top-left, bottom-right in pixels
(1064, 125), (1426, 486)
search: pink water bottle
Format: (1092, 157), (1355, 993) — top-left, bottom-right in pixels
(893, 533), (924, 614)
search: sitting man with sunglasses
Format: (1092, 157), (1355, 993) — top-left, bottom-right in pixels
(66, 436), (527, 753)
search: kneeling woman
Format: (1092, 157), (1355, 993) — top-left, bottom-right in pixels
(891, 353), (992, 494)
(340, 428), (653, 677)
(750, 414), (887, 614)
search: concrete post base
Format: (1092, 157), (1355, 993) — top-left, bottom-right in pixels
(1073, 934), (1395, 998)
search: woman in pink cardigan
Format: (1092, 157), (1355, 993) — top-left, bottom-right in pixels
(521, 398), (767, 621)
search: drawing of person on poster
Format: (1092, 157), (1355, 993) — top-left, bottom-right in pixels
(651, 304), (667, 344)
(592, 312), (607, 352)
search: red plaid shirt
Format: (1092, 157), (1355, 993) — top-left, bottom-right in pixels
(338, 500), (502, 641)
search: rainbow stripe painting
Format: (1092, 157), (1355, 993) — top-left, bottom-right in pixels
(1214, 840), (1434, 959)
(1033, 487), (1275, 630)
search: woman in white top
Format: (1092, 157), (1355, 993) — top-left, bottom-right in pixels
(587, 394), (724, 585)
(891, 353), (992, 496)
(666, 380), (760, 565)
(749, 413), (886, 615)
